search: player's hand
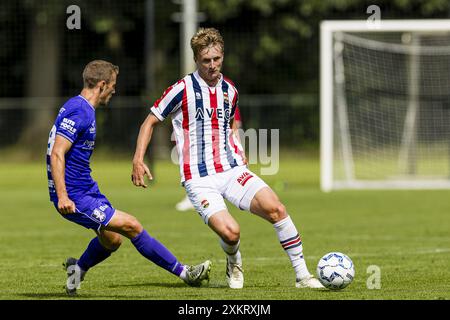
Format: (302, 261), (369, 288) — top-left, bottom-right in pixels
(58, 197), (76, 214)
(132, 161), (153, 188)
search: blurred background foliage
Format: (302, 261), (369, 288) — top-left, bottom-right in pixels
(1, 0), (449, 159)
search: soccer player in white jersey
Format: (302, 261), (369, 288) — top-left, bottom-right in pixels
(132, 28), (323, 289)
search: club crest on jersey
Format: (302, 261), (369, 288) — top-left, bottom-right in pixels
(89, 121), (96, 134)
(91, 209), (106, 222)
(223, 92), (229, 105)
(237, 171), (253, 186)
(201, 199), (210, 209)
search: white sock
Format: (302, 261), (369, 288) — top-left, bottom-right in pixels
(220, 238), (242, 265)
(179, 266), (187, 281)
(273, 215), (310, 280)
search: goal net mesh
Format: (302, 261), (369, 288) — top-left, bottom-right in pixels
(332, 31), (450, 187)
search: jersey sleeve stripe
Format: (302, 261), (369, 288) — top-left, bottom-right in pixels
(152, 81), (185, 120)
(181, 81), (192, 181)
(153, 79), (184, 105)
(150, 106), (165, 121)
(161, 90), (184, 118)
(56, 132), (75, 144)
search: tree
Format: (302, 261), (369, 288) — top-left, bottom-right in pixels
(19, 0), (64, 158)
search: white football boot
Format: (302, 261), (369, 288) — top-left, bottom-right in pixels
(295, 274), (325, 289)
(63, 257), (86, 296)
(226, 258), (244, 289)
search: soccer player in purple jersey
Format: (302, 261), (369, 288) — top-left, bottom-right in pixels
(131, 29), (323, 289)
(46, 60), (211, 295)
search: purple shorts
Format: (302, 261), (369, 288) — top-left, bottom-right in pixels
(54, 192), (116, 231)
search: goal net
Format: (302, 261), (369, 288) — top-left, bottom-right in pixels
(321, 20), (450, 191)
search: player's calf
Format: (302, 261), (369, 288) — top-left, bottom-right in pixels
(97, 229), (123, 251)
(250, 187), (288, 223)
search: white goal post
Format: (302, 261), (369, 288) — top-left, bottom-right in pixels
(321, 20), (450, 191)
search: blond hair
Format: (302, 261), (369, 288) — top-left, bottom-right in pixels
(82, 60), (119, 88)
(190, 28), (224, 60)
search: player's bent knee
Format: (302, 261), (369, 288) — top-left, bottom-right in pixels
(266, 202), (287, 223)
(222, 226), (240, 244)
(122, 216), (143, 237)
(277, 203), (287, 217)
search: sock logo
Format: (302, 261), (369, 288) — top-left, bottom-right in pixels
(237, 171), (253, 186)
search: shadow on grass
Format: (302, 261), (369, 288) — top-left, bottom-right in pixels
(107, 282), (187, 289)
(107, 282), (227, 289)
(17, 293), (160, 299)
(16, 282), (224, 300)
(17, 293), (91, 299)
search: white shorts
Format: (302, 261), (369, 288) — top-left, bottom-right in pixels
(184, 165), (268, 224)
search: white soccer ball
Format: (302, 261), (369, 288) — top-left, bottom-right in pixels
(316, 252), (355, 290)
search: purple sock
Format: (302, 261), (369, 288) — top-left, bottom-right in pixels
(77, 237), (112, 272)
(131, 229), (184, 276)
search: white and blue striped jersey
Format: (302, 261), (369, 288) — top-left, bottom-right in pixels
(151, 71), (245, 182)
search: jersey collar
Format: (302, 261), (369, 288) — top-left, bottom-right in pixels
(193, 70), (223, 88)
(78, 94), (95, 111)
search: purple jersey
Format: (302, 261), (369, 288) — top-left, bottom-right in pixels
(46, 95), (98, 202)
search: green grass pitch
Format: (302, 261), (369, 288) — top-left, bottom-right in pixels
(0, 154), (449, 300)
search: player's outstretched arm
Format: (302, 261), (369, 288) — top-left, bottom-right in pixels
(50, 135), (76, 214)
(131, 113), (160, 188)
